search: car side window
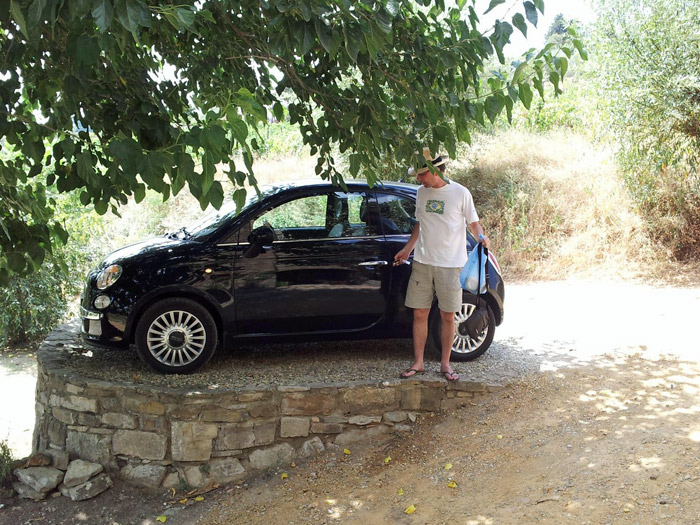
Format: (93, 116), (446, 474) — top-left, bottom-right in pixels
(253, 194), (328, 241)
(375, 193), (417, 235)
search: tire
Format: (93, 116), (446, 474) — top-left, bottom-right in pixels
(135, 298), (218, 374)
(429, 294), (496, 362)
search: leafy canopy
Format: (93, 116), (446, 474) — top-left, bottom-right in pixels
(0, 0), (584, 284)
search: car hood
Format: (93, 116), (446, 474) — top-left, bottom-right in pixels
(101, 237), (185, 266)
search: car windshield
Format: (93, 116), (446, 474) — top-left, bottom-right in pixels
(172, 185), (285, 240)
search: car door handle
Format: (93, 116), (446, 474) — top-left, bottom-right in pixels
(358, 260), (389, 267)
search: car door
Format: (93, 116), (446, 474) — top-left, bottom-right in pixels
(233, 190), (392, 334)
(373, 191), (419, 328)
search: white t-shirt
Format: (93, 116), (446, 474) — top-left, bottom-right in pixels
(414, 180), (479, 268)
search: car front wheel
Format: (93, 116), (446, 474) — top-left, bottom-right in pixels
(135, 298), (218, 374)
(430, 295), (496, 362)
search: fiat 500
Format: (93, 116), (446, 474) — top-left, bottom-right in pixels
(81, 181), (505, 373)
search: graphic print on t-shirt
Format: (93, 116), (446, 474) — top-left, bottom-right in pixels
(425, 199), (445, 214)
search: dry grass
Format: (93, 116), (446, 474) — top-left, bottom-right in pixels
(451, 130), (693, 284)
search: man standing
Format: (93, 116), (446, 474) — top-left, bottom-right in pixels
(394, 148), (490, 381)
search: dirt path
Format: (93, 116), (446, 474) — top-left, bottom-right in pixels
(200, 353), (700, 524)
(2, 280), (700, 524)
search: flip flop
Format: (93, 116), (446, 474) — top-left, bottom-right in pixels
(442, 370), (459, 382)
(399, 368), (424, 379)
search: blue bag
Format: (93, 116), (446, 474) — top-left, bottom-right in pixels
(460, 242), (487, 294)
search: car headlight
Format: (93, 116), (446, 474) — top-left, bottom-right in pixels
(96, 264), (122, 290)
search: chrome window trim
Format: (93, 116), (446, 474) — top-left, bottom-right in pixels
(216, 234), (387, 248)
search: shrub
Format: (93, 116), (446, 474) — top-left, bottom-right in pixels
(0, 440), (13, 487)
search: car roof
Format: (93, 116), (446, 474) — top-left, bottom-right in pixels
(259, 178), (419, 194)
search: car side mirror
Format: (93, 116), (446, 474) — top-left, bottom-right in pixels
(248, 225), (274, 246)
(244, 225), (274, 258)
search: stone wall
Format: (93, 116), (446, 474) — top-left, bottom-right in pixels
(33, 329), (502, 490)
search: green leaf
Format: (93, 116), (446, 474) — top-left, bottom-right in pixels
(7, 253), (26, 273)
(484, 0), (505, 15)
(10, 0), (29, 39)
(229, 118), (248, 144)
(201, 124), (227, 154)
(533, 0), (544, 13)
(315, 19), (333, 54)
(28, 0), (47, 28)
(232, 188), (247, 214)
(133, 183), (146, 203)
(523, 1), (537, 27)
(573, 39), (588, 60)
(375, 10), (392, 34)
(345, 25), (362, 62)
(518, 82), (533, 109)
(116, 0), (149, 34)
(386, 0), (400, 17)
(485, 95), (503, 123)
(511, 13), (527, 37)
(272, 102), (284, 122)
(512, 61), (527, 83)
(76, 151), (94, 181)
(557, 56), (568, 78)
(92, 0), (114, 32)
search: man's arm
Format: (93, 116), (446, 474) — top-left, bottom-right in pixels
(469, 221), (490, 249)
(394, 223), (419, 264)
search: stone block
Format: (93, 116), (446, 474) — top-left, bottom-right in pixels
(139, 415), (167, 433)
(66, 431), (111, 465)
(280, 417), (310, 438)
(47, 417), (68, 447)
(13, 481), (47, 500)
(120, 464), (168, 489)
(254, 421), (276, 446)
(216, 425), (255, 451)
(171, 421), (218, 462)
(102, 413), (137, 429)
(14, 467), (64, 493)
(46, 449), (70, 470)
(248, 443), (296, 471)
(400, 387), (421, 411)
(249, 403), (278, 418)
(123, 398), (165, 415)
(112, 430), (167, 460)
(77, 413), (102, 427)
(182, 465), (208, 488)
(383, 411), (408, 423)
(209, 457), (246, 483)
(65, 383), (84, 395)
(343, 386), (397, 411)
(281, 391), (337, 416)
(453, 381), (486, 392)
(420, 387), (443, 412)
(52, 407), (77, 425)
(238, 391), (272, 402)
(59, 473), (113, 501)
(162, 471), (181, 489)
(348, 415), (382, 426)
(201, 409), (246, 423)
(63, 460), (103, 488)
(61, 395), (98, 414)
(310, 422), (344, 434)
(298, 437), (325, 458)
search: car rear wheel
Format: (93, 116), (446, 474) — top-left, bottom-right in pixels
(430, 295), (496, 362)
(135, 298), (218, 374)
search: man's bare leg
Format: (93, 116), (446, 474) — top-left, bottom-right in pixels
(440, 310), (459, 381)
(400, 308), (430, 378)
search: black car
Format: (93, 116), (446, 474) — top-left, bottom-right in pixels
(81, 181), (505, 373)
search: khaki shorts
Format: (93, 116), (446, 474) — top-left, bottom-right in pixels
(405, 261), (462, 313)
